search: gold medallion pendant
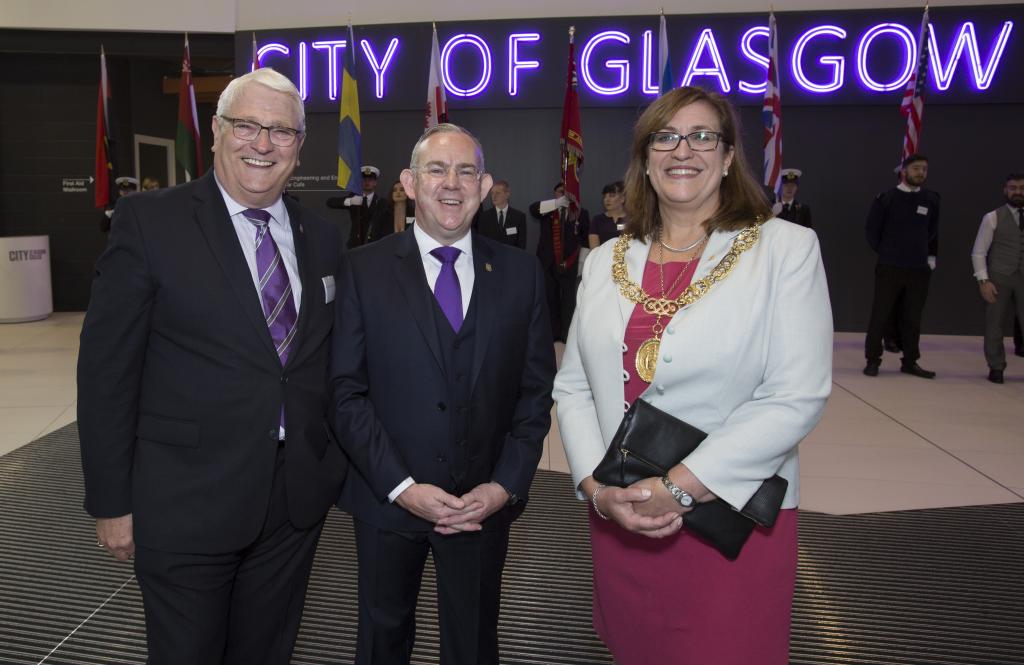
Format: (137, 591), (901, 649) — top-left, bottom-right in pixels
(635, 337), (660, 383)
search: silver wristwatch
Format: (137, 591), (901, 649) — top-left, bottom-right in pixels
(661, 475), (694, 507)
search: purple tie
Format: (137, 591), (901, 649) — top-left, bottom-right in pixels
(243, 208), (298, 366)
(430, 246), (463, 332)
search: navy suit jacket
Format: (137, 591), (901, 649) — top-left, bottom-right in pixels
(78, 171), (347, 553)
(330, 227), (555, 532)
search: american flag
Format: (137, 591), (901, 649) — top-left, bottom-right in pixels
(762, 11), (782, 196)
(901, 6), (930, 160)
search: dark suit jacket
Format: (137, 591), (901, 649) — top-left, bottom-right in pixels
(326, 192), (387, 248)
(777, 201), (813, 229)
(530, 202), (590, 271)
(474, 206), (527, 249)
(330, 228), (555, 532)
(78, 171), (347, 554)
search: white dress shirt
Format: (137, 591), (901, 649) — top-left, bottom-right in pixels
(388, 224), (476, 501)
(971, 204), (1021, 280)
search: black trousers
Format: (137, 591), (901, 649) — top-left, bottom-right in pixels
(352, 518), (510, 665)
(134, 444), (324, 665)
(544, 266), (578, 343)
(865, 264), (931, 364)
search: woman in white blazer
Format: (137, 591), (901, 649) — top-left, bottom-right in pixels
(553, 87), (832, 664)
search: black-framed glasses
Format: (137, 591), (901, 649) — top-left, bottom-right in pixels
(649, 130), (724, 152)
(219, 116), (303, 147)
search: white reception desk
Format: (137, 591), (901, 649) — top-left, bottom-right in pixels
(0, 235), (53, 323)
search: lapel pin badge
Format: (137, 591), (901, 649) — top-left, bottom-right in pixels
(485, 263), (493, 272)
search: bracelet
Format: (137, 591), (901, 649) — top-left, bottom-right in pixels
(591, 484), (610, 520)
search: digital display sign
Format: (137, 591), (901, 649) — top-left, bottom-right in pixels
(236, 6), (1021, 112)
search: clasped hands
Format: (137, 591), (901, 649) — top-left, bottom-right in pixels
(395, 481), (509, 535)
(582, 466), (714, 540)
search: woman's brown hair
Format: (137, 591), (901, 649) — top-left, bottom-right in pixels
(623, 87), (771, 240)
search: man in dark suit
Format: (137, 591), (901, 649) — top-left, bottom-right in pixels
(772, 168), (813, 229)
(78, 68), (347, 664)
(330, 123), (555, 665)
(530, 182), (590, 342)
(474, 179), (526, 249)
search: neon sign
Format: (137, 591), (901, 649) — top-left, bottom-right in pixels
(249, 12), (1019, 110)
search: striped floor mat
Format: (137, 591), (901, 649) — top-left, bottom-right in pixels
(1, 425), (1021, 664)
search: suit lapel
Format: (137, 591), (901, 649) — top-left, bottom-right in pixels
(282, 198), (313, 368)
(469, 235), (499, 392)
(191, 173), (279, 362)
(392, 230), (445, 373)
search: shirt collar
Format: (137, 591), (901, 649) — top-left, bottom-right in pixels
(213, 172), (287, 228)
(897, 182), (921, 193)
(495, 205), (508, 215)
(413, 222), (474, 264)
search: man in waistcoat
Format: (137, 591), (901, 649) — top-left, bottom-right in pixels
(971, 173), (1024, 383)
(330, 123), (555, 664)
(863, 153), (940, 379)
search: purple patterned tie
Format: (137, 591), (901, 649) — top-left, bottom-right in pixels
(243, 208), (298, 366)
(430, 246), (463, 332)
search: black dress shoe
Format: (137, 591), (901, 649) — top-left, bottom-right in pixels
(883, 341), (902, 353)
(901, 363), (936, 379)
(863, 362), (880, 377)
(988, 369), (1005, 384)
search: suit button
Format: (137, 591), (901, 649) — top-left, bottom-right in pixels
(280, 375), (288, 384)
(437, 402), (447, 411)
(268, 429), (277, 439)
(437, 454), (447, 463)
(664, 354), (672, 363)
(453, 341), (461, 349)
(656, 384), (665, 394)
(666, 326), (675, 335)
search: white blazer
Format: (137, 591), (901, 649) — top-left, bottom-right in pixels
(553, 218), (833, 510)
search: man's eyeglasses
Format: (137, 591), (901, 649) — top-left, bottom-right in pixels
(412, 164), (483, 183)
(219, 116), (303, 147)
(648, 130), (725, 152)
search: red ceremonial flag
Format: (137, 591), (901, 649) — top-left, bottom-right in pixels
(425, 23), (448, 128)
(560, 28), (583, 222)
(94, 46), (116, 209)
(900, 6), (930, 161)
(176, 34), (204, 181)
(762, 11), (783, 196)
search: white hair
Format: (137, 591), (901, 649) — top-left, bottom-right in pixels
(215, 67), (305, 130)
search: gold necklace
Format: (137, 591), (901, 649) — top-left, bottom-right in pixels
(615, 219), (764, 383)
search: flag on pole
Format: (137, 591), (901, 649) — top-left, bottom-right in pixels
(251, 32), (260, 71)
(762, 11), (783, 196)
(94, 46), (117, 209)
(425, 23), (448, 128)
(337, 22), (362, 192)
(561, 27), (584, 222)
(175, 34), (204, 181)
(900, 5), (930, 161)
(658, 12), (673, 94)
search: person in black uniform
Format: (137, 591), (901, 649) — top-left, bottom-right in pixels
(530, 182), (589, 342)
(772, 169), (812, 229)
(863, 154), (939, 378)
(327, 165), (386, 249)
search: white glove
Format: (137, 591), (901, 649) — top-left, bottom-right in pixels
(537, 196), (569, 215)
(344, 195), (364, 207)
(927, 256), (936, 271)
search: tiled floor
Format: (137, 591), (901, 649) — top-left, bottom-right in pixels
(2, 315), (1022, 514)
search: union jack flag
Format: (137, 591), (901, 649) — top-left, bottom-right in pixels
(901, 6), (930, 161)
(762, 11), (782, 196)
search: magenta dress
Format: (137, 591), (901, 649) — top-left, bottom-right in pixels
(590, 259), (798, 665)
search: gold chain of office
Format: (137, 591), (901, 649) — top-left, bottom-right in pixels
(611, 218), (764, 317)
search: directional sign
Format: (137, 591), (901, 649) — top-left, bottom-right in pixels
(61, 176), (94, 193)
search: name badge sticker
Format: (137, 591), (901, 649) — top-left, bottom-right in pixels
(505, 226), (518, 236)
(916, 206), (929, 215)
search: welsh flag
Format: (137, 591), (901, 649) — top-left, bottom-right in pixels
(176, 34), (204, 181)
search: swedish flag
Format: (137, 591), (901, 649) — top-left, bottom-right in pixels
(337, 23), (362, 191)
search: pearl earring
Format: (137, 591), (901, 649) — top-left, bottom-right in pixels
(722, 169), (728, 177)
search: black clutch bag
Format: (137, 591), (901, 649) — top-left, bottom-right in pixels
(592, 398), (789, 560)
